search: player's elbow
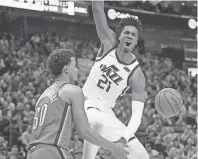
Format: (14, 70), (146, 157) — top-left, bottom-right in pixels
(77, 126), (89, 139)
(78, 127), (94, 141)
(132, 93), (145, 103)
(79, 131), (88, 140)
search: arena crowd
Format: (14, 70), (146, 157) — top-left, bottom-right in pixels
(0, 31), (197, 159)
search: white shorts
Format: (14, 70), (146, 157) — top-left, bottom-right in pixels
(84, 100), (149, 159)
(85, 103), (133, 142)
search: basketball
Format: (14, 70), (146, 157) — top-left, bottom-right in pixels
(155, 88), (183, 118)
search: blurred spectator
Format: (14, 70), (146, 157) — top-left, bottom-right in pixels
(19, 125), (32, 150)
(145, 143), (153, 157)
(0, 34), (9, 55)
(72, 135), (83, 159)
(0, 136), (7, 158)
(7, 145), (24, 159)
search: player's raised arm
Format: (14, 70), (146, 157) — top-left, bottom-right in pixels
(60, 85), (129, 159)
(92, 1), (116, 49)
(122, 67), (146, 142)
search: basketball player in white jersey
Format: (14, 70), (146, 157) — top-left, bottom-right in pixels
(82, 1), (149, 159)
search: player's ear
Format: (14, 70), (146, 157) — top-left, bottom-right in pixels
(63, 65), (69, 74)
(118, 35), (121, 40)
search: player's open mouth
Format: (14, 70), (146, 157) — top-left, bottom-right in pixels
(126, 41), (132, 47)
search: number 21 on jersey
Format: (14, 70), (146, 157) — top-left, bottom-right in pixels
(97, 74), (112, 92)
(33, 104), (48, 129)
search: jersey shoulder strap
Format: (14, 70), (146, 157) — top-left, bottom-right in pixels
(57, 82), (68, 93)
(57, 82), (72, 106)
(95, 44), (117, 62)
(56, 82), (68, 99)
(36, 82), (67, 107)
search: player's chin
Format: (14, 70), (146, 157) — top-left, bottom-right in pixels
(124, 44), (134, 50)
(124, 46), (133, 52)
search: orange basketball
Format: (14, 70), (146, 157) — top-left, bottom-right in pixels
(155, 88), (183, 118)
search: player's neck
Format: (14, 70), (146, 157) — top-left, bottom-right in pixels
(55, 75), (72, 84)
(118, 43), (132, 53)
(117, 43), (131, 60)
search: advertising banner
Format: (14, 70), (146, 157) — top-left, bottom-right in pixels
(0, 0), (89, 17)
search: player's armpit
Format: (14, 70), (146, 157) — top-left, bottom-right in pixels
(92, 1), (116, 47)
(130, 67), (146, 102)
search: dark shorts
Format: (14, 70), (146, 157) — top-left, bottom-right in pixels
(27, 144), (73, 159)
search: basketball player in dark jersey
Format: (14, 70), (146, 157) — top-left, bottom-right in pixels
(27, 49), (128, 159)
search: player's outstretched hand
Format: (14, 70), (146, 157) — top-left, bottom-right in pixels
(111, 143), (129, 159)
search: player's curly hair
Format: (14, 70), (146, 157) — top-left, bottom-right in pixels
(116, 17), (143, 40)
(46, 49), (74, 77)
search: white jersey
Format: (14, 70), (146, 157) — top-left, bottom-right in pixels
(83, 46), (140, 109)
